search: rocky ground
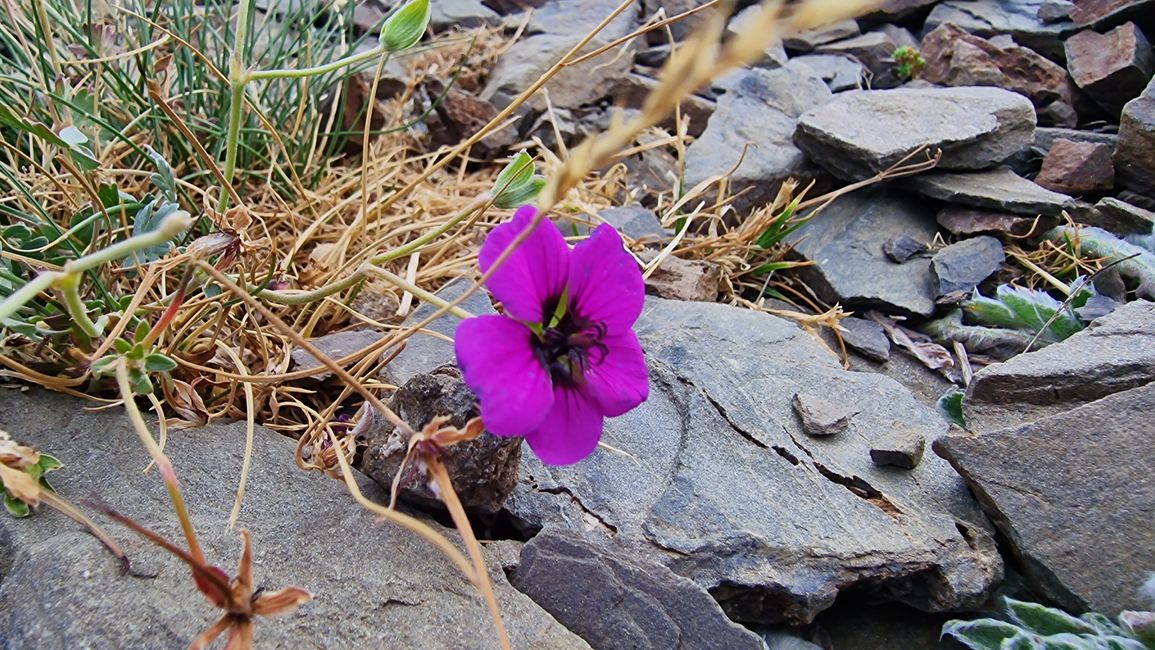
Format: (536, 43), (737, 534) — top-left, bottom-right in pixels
(3, 0), (1155, 648)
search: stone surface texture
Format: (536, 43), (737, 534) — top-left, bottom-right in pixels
(923, 0), (1077, 61)
(788, 190), (939, 317)
(936, 206), (1054, 237)
(904, 167), (1076, 216)
(381, 278), (496, 386)
(511, 530), (765, 650)
(964, 299), (1155, 429)
(505, 298), (1003, 626)
(686, 66), (832, 214)
(1094, 197), (1155, 234)
(921, 24), (1076, 126)
(1035, 139), (1116, 193)
(794, 87), (1036, 182)
(936, 383), (1155, 615)
(0, 390), (587, 649)
(1065, 22), (1155, 116)
(931, 236), (1007, 297)
(1115, 77), (1155, 196)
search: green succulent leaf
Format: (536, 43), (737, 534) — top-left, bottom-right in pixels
(1007, 599), (1098, 637)
(145, 145), (177, 202)
(3, 491), (31, 518)
(144, 353), (177, 373)
(937, 388), (967, 429)
(942, 618), (1031, 650)
(57, 126), (101, 172)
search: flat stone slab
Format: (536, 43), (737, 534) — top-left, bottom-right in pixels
(936, 382), (1155, 615)
(967, 299), (1155, 408)
(0, 390), (586, 650)
(794, 86), (1036, 181)
(505, 298), (1002, 625)
(788, 189), (939, 317)
(903, 167), (1075, 216)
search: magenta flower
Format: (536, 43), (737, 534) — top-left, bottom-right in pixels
(454, 205), (649, 465)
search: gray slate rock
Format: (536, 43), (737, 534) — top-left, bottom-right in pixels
(788, 54), (865, 92)
(792, 392), (856, 436)
(686, 66), (832, 213)
(382, 277), (496, 386)
(788, 190), (939, 317)
(290, 329), (383, 380)
(883, 235), (929, 263)
(566, 205), (666, 241)
(505, 298), (1002, 625)
(931, 236), (1006, 296)
(814, 27), (918, 90)
(728, 6), (789, 69)
(838, 316), (891, 362)
(511, 529), (765, 650)
(429, 0), (501, 30)
(482, 33), (634, 111)
(783, 19), (861, 53)
(795, 87), (1036, 182)
(903, 167), (1075, 216)
(923, 0), (1078, 61)
(1034, 127), (1118, 153)
(935, 383), (1155, 614)
(0, 390), (587, 649)
(527, 0), (638, 40)
(870, 429), (927, 469)
(1094, 197), (1155, 234)
(964, 299), (1155, 429)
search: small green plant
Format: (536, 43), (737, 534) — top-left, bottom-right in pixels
(943, 596), (1155, 649)
(923, 281), (1095, 359)
(894, 45), (926, 80)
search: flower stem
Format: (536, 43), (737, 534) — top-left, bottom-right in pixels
(219, 0), (256, 212)
(248, 44), (387, 81)
(362, 265), (474, 319)
(58, 273), (102, 339)
(0, 211), (190, 323)
(370, 195), (489, 265)
(115, 361), (206, 564)
(427, 456), (511, 650)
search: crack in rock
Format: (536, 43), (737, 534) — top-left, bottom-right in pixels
(812, 462), (905, 518)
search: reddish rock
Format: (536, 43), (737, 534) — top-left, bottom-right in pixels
(1035, 139), (1116, 193)
(1115, 79), (1155, 195)
(1065, 23), (1155, 117)
(936, 206), (1055, 237)
(921, 24), (1076, 126)
(638, 251), (721, 302)
(1069, 0), (1155, 28)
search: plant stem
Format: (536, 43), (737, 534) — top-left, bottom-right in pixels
(248, 45), (386, 81)
(0, 211), (189, 331)
(220, 0), (256, 211)
(115, 361), (206, 564)
(370, 196), (489, 265)
(58, 273), (102, 339)
(362, 265), (474, 319)
(256, 270), (366, 305)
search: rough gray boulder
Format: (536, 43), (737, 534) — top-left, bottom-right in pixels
(787, 189), (939, 317)
(794, 87), (1036, 182)
(923, 0), (1077, 61)
(931, 236), (1006, 297)
(504, 298), (1003, 626)
(511, 529), (765, 650)
(903, 167), (1075, 216)
(0, 390), (586, 649)
(685, 66), (832, 214)
(936, 382), (1155, 615)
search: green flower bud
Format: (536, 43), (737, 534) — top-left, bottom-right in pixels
(492, 150), (546, 209)
(380, 0), (431, 52)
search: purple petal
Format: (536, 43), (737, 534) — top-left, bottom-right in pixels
(585, 329), (649, 417)
(568, 224), (645, 332)
(524, 386), (603, 465)
(479, 205), (569, 324)
(454, 315), (553, 436)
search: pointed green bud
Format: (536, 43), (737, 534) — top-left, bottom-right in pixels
(380, 0), (431, 52)
(492, 150), (546, 209)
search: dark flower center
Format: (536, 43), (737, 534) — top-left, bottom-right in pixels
(533, 308), (608, 388)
